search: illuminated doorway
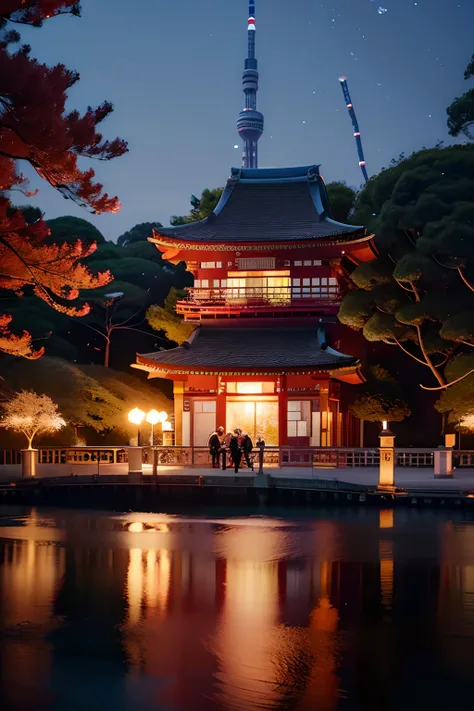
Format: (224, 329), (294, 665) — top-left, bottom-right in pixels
(226, 398), (279, 445)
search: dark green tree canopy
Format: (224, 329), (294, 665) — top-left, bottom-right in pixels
(14, 205), (42, 223)
(339, 145), (474, 397)
(325, 182), (357, 223)
(447, 52), (474, 139)
(46, 216), (106, 245)
(170, 188), (224, 225)
(116, 222), (163, 247)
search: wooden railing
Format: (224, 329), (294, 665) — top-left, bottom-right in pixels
(181, 287), (341, 307)
(1, 446), (472, 469)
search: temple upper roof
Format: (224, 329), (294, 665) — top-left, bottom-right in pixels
(153, 165), (366, 246)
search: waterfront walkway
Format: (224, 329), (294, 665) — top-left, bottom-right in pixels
(2, 463), (474, 492)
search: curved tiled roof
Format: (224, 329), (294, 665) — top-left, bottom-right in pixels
(137, 327), (357, 373)
(154, 166), (365, 245)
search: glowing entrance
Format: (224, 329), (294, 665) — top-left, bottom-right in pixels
(226, 397), (279, 445)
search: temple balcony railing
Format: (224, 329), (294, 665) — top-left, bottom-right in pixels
(177, 286), (342, 312)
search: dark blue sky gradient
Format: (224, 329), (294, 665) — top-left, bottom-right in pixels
(19, 0), (474, 240)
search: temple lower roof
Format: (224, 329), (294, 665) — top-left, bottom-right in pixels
(152, 166), (366, 246)
(135, 326), (359, 375)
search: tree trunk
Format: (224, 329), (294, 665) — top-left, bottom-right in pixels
(104, 336), (111, 368)
(27, 434), (34, 449)
(441, 412), (447, 437)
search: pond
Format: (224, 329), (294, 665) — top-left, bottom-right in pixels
(1, 505), (474, 710)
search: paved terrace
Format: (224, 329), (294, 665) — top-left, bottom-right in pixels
(2, 463), (474, 492)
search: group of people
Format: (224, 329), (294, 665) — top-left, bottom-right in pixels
(208, 427), (253, 473)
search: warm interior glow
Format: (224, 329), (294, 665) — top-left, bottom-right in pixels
(162, 421), (172, 431)
(128, 408), (146, 425)
(227, 270), (290, 278)
(129, 521), (144, 533)
(146, 409), (160, 425)
(226, 399), (278, 444)
(228, 381), (275, 394)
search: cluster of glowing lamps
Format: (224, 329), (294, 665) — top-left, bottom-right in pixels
(128, 408), (171, 446)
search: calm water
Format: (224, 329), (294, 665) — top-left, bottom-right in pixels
(1, 506), (474, 711)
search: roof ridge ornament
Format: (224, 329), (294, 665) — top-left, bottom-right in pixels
(228, 168), (242, 186)
(307, 166), (320, 182)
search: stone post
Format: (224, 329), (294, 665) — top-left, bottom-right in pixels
(378, 428), (395, 489)
(127, 447), (143, 483)
(254, 437), (269, 488)
(434, 434), (455, 478)
(21, 449), (38, 478)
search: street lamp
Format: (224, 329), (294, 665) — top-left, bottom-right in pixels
(128, 407), (145, 446)
(146, 409), (160, 446)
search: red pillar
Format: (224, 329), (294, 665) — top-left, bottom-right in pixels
(216, 382), (226, 431)
(278, 375), (288, 446)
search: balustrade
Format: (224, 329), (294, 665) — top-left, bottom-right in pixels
(0, 446), (471, 471)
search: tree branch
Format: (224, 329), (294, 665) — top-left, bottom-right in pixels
(415, 324), (446, 387)
(458, 266), (474, 293)
(394, 337), (428, 366)
(420, 366), (474, 391)
(395, 278), (415, 294)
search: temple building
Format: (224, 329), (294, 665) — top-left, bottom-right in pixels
(133, 2), (375, 450)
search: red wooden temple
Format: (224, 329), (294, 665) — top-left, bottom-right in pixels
(133, 165), (376, 448)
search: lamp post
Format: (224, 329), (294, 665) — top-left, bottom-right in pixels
(146, 409), (160, 446)
(128, 407), (145, 446)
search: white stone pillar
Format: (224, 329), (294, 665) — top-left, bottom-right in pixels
(379, 430), (395, 489)
(21, 449), (38, 478)
(127, 447), (143, 483)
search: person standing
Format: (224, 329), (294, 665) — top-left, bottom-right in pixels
(229, 429), (242, 473)
(222, 431), (233, 470)
(208, 426), (224, 468)
(241, 432), (254, 470)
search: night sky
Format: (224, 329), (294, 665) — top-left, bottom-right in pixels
(19, 0), (474, 241)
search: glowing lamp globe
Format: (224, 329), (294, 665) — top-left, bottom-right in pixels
(128, 408), (145, 426)
(146, 409), (160, 426)
(158, 411), (168, 423)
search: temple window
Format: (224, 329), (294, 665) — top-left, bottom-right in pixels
(213, 280), (220, 287)
(201, 279), (209, 288)
(288, 401), (311, 437)
(200, 261), (216, 268)
(294, 260), (302, 266)
(304, 260), (312, 266)
(193, 400), (217, 446)
(236, 257), (275, 270)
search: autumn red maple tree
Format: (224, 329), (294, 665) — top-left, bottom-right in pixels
(0, 1), (128, 358)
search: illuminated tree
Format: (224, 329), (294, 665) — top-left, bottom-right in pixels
(146, 287), (196, 345)
(0, 201), (112, 358)
(0, 1), (127, 358)
(349, 366), (411, 423)
(3, 356), (171, 444)
(0, 389), (66, 449)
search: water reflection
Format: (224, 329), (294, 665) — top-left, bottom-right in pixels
(2, 507), (474, 709)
